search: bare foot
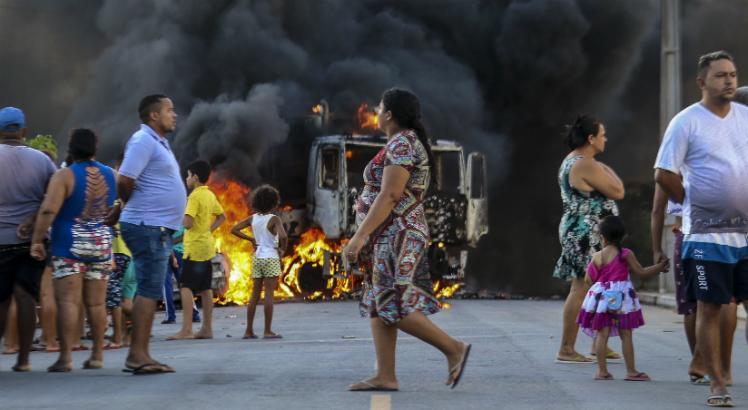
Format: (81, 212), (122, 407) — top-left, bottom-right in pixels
(263, 332), (282, 339)
(349, 376), (399, 391)
(194, 329), (213, 339)
(166, 331), (194, 340)
(3, 346), (19, 355)
(47, 361), (73, 372)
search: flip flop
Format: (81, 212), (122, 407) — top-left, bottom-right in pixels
(82, 359), (103, 369)
(349, 381), (399, 392)
(242, 334), (258, 339)
(72, 345), (90, 352)
(132, 363), (174, 375)
(595, 373), (614, 380)
(103, 342), (122, 350)
(449, 343), (472, 389)
(263, 334), (283, 339)
(690, 374), (712, 385)
(707, 394), (735, 407)
(555, 353), (594, 364)
(624, 372), (651, 381)
(47, 362), (72, 372)
(12, 364), (31, 372)
(590, 351), (622, 360)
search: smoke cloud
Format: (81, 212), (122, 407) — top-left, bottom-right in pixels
(5, 0), (747, 295)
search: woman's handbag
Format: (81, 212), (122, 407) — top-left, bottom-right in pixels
(603, 290), (624, 311)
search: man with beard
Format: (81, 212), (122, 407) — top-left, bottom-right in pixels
(108, 95), (187, 374)
(655, 51), (748, 407)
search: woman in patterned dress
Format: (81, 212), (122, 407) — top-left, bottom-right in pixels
(553, 115), (624, 363)
(344, 89), (470, 391)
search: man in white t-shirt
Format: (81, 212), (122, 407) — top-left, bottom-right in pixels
(655, 51), (748, 407)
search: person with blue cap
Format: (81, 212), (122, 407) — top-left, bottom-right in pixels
(0, 107), (57, 371)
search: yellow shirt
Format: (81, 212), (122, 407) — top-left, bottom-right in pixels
(112, 224), (131, 257)
(183, 186), (224, 261)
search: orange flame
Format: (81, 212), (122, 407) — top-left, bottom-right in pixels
(356, 103), (379, 131)
(208, 176), (459, 304)
(312, 104), (322, 114)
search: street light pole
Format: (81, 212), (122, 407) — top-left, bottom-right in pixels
(659, 0), (681, 294)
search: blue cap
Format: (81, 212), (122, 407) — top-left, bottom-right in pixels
(0, 107), (25, 132)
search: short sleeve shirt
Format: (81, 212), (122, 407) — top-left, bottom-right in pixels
(119, 125), (186, 231)
(183, 186), (224, 261)
(654, 102), (748, 234)
(0, 144), (57, 244)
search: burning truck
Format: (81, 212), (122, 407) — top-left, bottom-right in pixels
(208, 102), (488, 304)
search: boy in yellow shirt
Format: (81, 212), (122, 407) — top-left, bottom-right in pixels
(168, 161), (225, 340)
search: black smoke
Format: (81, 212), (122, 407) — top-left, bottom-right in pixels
(4, 0), (747, 296)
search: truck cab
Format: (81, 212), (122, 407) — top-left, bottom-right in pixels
(306, 135), (488, 281)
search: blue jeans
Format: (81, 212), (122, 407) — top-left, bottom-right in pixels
(163, 251), (200, 322)
(120, 222), (172, 300)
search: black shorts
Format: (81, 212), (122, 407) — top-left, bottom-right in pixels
(180, 259), (212, 292)
(0, 243), (46, 302)
(682, 234), (748, 305)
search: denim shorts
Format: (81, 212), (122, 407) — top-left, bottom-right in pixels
(120, 222), (173, 300)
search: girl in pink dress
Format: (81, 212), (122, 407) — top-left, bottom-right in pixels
(577, 216), (669, 381)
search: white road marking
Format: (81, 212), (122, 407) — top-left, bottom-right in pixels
(370, 394), (391, 410)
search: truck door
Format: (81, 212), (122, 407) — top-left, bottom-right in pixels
(466, 152), (488, 247)
(312, 145), (343, 239)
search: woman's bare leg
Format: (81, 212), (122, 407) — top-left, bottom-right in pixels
(558, 277), (590, 360)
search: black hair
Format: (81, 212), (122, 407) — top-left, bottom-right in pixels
(251, 184), (280, 214)
(68, 128), (97, 162)
(697, 50), (734, 77)
(138, 94), (168, 123)
(187, 160), (212, 184)
(381, 88), (437, 189)
(565, 114), (601, 151)
(599, 215), (626, 252)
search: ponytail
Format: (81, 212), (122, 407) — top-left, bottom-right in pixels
(410, 117), (437, 190)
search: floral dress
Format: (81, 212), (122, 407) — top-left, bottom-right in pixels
(552, 155), (619, 281)
(355, 130), (441, 325)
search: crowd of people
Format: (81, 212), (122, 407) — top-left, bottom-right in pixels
(0, 88), (471, 390)
(553, 50), (748, 408)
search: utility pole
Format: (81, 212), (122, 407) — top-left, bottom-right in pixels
(659, 0), (680, 294)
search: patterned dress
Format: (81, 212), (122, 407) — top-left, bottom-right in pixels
(552, 155), (619, 281)
(355, 130), (441, 325)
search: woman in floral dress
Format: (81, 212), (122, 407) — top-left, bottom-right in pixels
(343, 89), (470, 391)
(553, 115), (624, 363)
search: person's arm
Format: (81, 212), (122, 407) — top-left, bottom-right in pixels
(654, 169), (685, 204)
(183, 194), (198, 230)
(107, 135), (154, 225)
(172, 234), (183, 245)
(651, 184), (669, 263)
(269, 216), (288, 256)
(230, 216), (255, 243)
(574, 158), (625, 200)
(30, 170), (72, 260)
(625, 250), (669, 278)
(211, 199), (226, 233)
(183, 215), (195, 230)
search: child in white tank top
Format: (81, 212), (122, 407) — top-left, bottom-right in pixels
(230, 185), (287, 339)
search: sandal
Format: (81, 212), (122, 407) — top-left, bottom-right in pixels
(555, 352), (594, 364)
(595, 373), (614, 380)
(690, 374), (712, 385)
(349, 381), (399, 392)
(624, 372), (651, 381)
(707, 394), (735, 407)
(448, 343), (472, 389)
(82, 359), (103, 369)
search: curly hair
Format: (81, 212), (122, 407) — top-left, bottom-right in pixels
(251, 184), (280, 214)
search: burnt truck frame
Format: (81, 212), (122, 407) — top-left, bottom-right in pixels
(303, 134), (488, 283)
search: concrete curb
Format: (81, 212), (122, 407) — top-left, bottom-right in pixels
(638, 291), (746, 320)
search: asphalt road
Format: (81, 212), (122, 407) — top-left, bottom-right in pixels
(0, 300), (746, 410)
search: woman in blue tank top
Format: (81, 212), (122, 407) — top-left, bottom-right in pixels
(30, 129), (116, 372)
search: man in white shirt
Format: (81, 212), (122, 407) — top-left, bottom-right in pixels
(655, 51), (748, 407)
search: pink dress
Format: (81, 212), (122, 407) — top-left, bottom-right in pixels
(577, 248), (644, 337)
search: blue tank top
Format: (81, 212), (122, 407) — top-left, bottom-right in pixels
(51, 160), (116, 262)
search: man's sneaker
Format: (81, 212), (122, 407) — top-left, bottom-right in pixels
(161, 320), (176, 325)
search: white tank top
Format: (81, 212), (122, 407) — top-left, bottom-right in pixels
(252, 213), (279, 259)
